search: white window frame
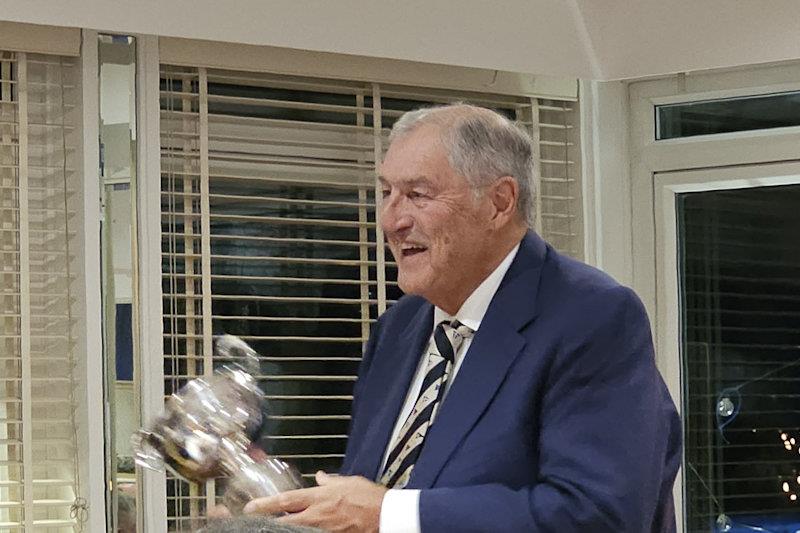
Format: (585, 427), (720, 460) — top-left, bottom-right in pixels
(79, 29), (168, 533)
(78, 29), (107, 533)
(652, 161), (800, 401)
(617, 61), (800, 533)
(135, 33), (168, 533)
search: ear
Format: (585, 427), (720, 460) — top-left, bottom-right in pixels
(488, 176), (519, 228)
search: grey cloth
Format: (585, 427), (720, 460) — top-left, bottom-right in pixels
(197, 516), (324, 533)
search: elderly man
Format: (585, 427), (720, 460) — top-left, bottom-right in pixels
(245, 104), (681, 532)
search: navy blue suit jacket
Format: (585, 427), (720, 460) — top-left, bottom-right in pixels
(341, 232), (682, 532)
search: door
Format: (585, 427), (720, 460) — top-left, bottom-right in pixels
(653, 162), (800, 533)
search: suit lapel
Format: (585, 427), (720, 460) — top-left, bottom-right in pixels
(407, 231), (548, 488)
(350, 302), (434, 480)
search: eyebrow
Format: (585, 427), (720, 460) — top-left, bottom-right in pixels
(377, 176), (434, 188)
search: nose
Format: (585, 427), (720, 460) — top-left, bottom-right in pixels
(380, 192), (413, 237)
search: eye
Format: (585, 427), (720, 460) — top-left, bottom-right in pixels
(408, 190), (428, 200)
(381, 189), (391, 199)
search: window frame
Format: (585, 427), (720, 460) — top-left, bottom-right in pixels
(625, 61), (800, 533)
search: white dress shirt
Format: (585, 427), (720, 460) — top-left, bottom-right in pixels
(378, 244), (520, 533)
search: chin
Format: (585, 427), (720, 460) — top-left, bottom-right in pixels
(396, 274), (426, 297)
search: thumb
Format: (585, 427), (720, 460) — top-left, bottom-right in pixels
(315, 470), (333, 486)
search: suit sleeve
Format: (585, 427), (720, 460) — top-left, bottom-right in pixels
(418, 286), (680, 532)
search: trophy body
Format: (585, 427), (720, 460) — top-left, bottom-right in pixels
(133, 336), (304, 514)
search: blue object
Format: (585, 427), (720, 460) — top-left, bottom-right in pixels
(714, 513), (800, 533)
(115, 303), (133, 381)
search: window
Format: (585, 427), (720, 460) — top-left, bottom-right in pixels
(679, 184), (800, 531)
(159, 66), (581, 529)
(656, 91), (800, 140)
(0, 50), (82, 530)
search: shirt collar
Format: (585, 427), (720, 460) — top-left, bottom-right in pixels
(433, 242), (521, 332)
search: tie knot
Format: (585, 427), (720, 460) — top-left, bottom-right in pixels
(447, 319), (474, 341)
(433, 319), (473, 363)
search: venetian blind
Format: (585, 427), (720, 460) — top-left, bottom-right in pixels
(680, 185), (800, 532)
(159, 65), (581, 530)
(0, 51), (82, 531)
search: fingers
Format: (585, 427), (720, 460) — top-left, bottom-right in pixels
(315, 470), (333, 486)
(243, 488), (315, 516)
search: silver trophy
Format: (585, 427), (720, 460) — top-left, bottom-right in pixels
(132, 335), (304, 514)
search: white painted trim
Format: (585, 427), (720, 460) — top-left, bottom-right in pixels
(652, 174), (685, 533)
(577, 79), (633, 285)
(135, 33), (168, 533)
(0, 21), (81, 56)
(578, 80), (597, 267)
(159, 36), (578, 101)
(79, 28), (108, 533)
(628, 66), (800, 324)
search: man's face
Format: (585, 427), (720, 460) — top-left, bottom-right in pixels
(379, 124), (495, 310)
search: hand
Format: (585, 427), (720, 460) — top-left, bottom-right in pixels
(243, 471), (388, 533)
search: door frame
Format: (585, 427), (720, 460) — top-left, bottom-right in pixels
(653, 162), (800, 408)
(626, 62), (800, 532)
(654, 161), (800, 533)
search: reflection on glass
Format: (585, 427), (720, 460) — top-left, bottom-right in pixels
(679, 184), (800, 531)
(99, 34), (138, 533)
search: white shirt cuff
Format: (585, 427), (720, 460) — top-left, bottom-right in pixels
(379, 489), (421, 533)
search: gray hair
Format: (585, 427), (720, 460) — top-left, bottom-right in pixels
(389, 104), (535, 227)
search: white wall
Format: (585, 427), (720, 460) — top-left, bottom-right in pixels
(0, 0), (596, 78)
(579, 0), (800, 80)
(580, 80), (633, 285)
(5, 0), (800, 80)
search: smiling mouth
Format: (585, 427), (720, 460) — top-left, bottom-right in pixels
(400, 246), (427, 257)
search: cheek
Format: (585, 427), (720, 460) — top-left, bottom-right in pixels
(426, 235), (458, 270)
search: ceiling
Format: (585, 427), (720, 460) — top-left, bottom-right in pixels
(2, 0), (799, 80)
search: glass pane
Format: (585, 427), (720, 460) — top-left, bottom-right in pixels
(657, 91), (800, 140)
(678, 184), (800, 531)
(99, 34), (138, 533)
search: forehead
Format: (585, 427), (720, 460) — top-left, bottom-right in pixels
(381, 124), (461, 186)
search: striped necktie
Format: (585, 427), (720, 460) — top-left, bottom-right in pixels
(380, 319), (474, 489)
